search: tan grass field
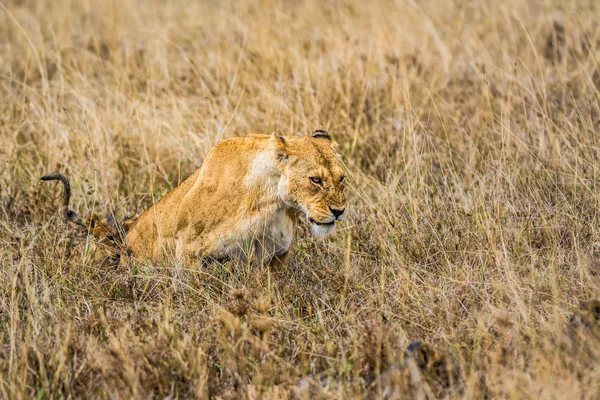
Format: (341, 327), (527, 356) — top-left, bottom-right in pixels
(1, 0), (600, 398)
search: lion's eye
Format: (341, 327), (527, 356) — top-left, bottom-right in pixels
(339, 176), (346, 184)
(310, 176), (322, 185)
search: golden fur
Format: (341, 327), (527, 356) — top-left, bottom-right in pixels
(124, 131), (347, 264)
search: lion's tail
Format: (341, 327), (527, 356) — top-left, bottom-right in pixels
(41, 174), (87, 229)
(41, 174), (137, 249)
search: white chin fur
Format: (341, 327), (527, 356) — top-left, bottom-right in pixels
(311, 223), (336, 238)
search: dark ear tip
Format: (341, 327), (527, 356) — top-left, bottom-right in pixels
(312, 129), (332, 141)
(271, 132), (286, 145)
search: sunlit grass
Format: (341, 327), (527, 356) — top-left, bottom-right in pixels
(1, 0), (599, 398)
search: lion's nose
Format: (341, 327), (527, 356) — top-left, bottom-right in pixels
(330, 207), (345, 219)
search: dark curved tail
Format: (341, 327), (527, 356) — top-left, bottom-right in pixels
(41, 174), (86, 228)
(41, 174), (137, 259)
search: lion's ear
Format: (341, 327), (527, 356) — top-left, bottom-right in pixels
(311, 129), (332, 141)
(312, 129), (338, 149)
(269, 133), (288, 163)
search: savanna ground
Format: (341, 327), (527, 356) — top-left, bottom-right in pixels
(1, 0), (600, 398)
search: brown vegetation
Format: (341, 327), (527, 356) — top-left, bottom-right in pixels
(1, 0), (600, 398)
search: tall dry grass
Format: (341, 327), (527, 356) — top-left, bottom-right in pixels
(1, 0), (600, 398)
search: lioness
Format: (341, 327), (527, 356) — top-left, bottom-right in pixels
(43, 130), (347, 265)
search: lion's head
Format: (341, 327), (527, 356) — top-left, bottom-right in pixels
(275, 130), (347, 237)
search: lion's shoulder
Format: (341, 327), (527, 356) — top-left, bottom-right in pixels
(207, 134), (271, 159)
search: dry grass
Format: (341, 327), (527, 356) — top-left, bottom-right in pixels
(1, 0), (600, 398)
